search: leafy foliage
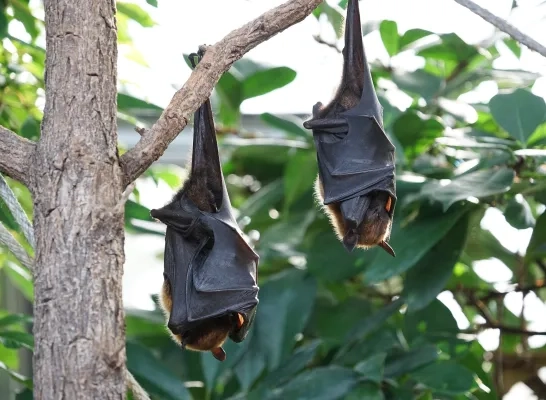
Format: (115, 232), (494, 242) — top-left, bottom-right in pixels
(1, 1), (546, 400)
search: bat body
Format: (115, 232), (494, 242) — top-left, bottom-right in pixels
(150, 50), (259, 361)
(303, 0), (396, 256)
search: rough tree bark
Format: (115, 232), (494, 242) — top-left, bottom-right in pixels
(31, 0), (126, 399)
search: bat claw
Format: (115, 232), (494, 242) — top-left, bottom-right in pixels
(211, 347), (226, 362)
(378, 241), (395, 257)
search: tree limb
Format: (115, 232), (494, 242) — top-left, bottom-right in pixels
(453, 0), (546, 58)
(0, 126), (36, 187)
(119, 0), (323, 187)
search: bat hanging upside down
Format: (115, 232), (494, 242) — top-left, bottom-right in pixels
(150, 48), (259, 361)
(303, 0), (397, 257)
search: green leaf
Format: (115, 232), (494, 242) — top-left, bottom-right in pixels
(249, 340), (321, 399)
(504, 195), (535, 229)
(242, 67), (297, 100)
(15, 389), (33, 400)
(125, 200), (153, 222)
(364, 205), (468, 283)
(411, 361), (475, 395)
(117, 93), (163, 113)
(418, 33), (478, 63)
(313, 3), (345, 38)
(0, 361), (33, 389)
(284, 150), (317, 209)
(345, 382), (384, 400)
(306, 230), (366, 282)
(4, 262), (34, 302)
(11, 0), (40, 40)
(404, 212), (470, 311)
(20, 117), (40, 140)
(265, 366), (358, 400)
(384, 344), (439, 378)
(404, 300), (459, 345)
(489, 88), (546, 144)
(116, 2), (155, 27)
(392, 70), (442, 100)
(346, 298), (404, 341)
(0, 331), (34, 350)
(308, 298), (373, 347)
(254, 269), (317, 370)
(503, 38), (521, 58)
(260, 113), (310, 140)
(0, 313), (33, 328)
(526, 211), (546, 261)
(410, 168), (515, 211)
(126, 342), (191, 400)
(379, 20), (399, 56)
(392, 112), (444, 154)
(0, 10), (8, 39)
(354, 353), (386, 383)
(146, 0), (158, 6)
(399, 29), (433, 50)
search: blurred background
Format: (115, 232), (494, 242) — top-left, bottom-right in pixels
(1, 0), (546, 399)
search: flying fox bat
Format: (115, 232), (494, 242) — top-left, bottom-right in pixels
(303, 0), (396, 256)
(150, 49), (259, 361)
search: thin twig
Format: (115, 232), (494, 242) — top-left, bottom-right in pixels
(119, 0), (323, 187)
(0, 174), (35, 248)
(0, 126), (36, 187)
(126, 370), (150, 400)
(453, 0), (546, 58)
(0, 222), (33, 270)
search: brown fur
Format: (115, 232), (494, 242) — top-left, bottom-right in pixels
(314, 177), (392, 249)
(159, 280), (232, 353)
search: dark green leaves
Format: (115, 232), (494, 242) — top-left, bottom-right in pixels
(410, 168), (515, 211)
(126, 342), (191, 400)
(489, 89), (546, 144)
(264, 366), (358, 400)
(404, 212), (470, 311)
(526, 211), (546, 261)
(411, 361), (475, 395)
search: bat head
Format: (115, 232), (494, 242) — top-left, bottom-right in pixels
(315, 178), (395, 256)
(158, 277), (252, 361)
(303, 0), (396, 257)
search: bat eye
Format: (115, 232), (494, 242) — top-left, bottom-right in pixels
(385, 196), (392, 213)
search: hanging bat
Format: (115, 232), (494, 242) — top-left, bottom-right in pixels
(303, 0), (396, 256)
(150, 49), (259, 362)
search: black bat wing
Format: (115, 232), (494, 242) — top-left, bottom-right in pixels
(151, 49), (259, 345)
(303, 0), (397, 210)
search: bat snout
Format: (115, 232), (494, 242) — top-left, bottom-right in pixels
(167, 321), (185, 335)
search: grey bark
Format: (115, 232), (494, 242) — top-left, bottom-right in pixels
(32, 1), (126, 399)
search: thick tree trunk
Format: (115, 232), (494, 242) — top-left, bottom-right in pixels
(32, 1), (125, 399)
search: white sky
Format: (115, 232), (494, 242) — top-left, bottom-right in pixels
(118, 0), (546, 115)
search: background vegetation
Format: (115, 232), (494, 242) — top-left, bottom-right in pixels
(1, 0), (546, 399)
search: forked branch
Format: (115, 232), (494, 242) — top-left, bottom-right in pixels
(119, 0), (324, 187)
(0, 126), (36, 187)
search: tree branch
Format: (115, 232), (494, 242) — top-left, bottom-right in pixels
(0, 126), (36, 187)
(453, 0), (546, 58)
(119, 0), (323, 187)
